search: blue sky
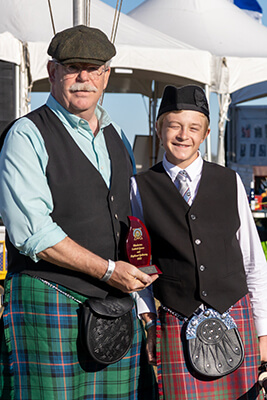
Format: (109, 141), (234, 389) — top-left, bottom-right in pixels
(31, 0), (267, 155)
(102, 0), (145, 12)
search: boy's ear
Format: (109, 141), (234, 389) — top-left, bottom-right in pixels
(200, 127), (210, 145)
(156, 121), (161, 139)
(205, 128), (211, 140)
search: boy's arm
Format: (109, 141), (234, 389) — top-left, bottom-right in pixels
(236, 173), (267, 339)
(259, 336), (267, 362)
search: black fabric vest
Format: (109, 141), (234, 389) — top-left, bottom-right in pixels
(4, 105), (133, 298)
(136, 161), (248, 316)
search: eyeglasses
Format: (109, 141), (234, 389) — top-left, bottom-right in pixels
(55, 62), (109, 78)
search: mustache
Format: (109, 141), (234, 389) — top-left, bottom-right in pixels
(68, 83), (98, 93)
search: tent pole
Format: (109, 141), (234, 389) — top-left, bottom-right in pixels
(149, 95), (152, 166)
(151, 80), (158, 166)
(204, 84), (212, 162)
(15, 65), (20, 118)
(216, 57), (231, 166)
(73, 0), (86, 26)
(217, 92), (231, 166)
(217, 93), (225, 166)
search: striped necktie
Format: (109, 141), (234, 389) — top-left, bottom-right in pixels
(177, 170), (191, 204)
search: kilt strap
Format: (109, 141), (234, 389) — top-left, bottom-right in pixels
(161, 304), (233, 322)
(34, 276), (82, 303)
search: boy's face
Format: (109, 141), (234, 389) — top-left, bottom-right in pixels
(157, 110), (210, 169)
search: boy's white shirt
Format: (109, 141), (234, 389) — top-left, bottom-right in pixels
(132, 152), (267, 336)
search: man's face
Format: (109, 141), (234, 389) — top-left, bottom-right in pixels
(47, 61), (110, 118)
(157, 110), (210, 169)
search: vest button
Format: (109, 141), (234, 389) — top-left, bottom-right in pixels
(202, 290), (208, 297)
(114, 213), (118, 219)
(110, 195), (114, 202)
(199, 265), (205, 272)
(195, 239), (201, 245)
(190, 214), (197, 220)
(116, 232), (120, 238)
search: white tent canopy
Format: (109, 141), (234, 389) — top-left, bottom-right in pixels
(129, 0), (267, 58)
(0, 32), (22, 66)
(0, 0), (213, 95)
(0, 0), (215, 163)
(130, 0), (267, 164)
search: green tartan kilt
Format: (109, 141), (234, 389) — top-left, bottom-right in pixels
(0, 273), (158, 400)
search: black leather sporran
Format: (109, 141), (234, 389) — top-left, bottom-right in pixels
(185, 308), (244, 378)
(79, 295), (134, 365)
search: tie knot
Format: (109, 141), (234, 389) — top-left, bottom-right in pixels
(177, 170), (191, 204)
(178, 170), (188, 181)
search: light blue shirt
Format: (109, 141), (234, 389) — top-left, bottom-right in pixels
(0, 94), (135, 262)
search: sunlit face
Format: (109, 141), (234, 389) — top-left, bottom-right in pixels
(47, 61), (110, 118)
(157, 110), (210, 169)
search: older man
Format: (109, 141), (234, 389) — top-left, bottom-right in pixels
(0, 25), (158, 399)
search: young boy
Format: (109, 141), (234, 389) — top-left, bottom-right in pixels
(131, 85), (267, 399)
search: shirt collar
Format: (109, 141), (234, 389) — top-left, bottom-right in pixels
(46, 94), (112, 131)
(162, 151), (203, 183)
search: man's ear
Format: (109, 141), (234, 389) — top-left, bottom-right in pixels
(103, 67), (111, 91)
(47, 61), (56, 84)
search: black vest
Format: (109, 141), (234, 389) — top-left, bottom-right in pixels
(136, 161), (248, 316)
(4, 105), (133, 298)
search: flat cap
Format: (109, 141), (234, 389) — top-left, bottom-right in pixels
(48, 25), (116, 65)
(157, 85), (210, 121)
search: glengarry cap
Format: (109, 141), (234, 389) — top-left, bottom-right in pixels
(157, 85), (210, 121)
(48, 25), (116, 65)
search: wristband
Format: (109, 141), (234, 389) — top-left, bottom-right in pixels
(145, 319), (156, 331)
(100, 259), (116, 282)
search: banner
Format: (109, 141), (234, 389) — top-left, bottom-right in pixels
(234, 106), (267, 165)
(228, 0), (262, 22)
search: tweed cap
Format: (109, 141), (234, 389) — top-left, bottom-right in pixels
(157, 85), (210, 121)
(48, 25), (116, 65)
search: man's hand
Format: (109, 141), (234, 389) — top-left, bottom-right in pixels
(107, 261), (158, 293)
(37, 238), (158, 293)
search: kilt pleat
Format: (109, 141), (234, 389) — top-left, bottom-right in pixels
(156, 295), (263, 400)
(0, 273), (158, 400)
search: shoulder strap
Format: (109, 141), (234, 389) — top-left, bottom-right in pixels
(121, 130), (136, 174)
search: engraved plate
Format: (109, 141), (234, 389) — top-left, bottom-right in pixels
(126, 216), (162, 275)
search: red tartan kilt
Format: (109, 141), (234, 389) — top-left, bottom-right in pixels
(156, 294), (263, 400)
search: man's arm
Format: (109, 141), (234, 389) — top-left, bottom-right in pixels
(0, 119), (157, 293)
(0, 117), (66, 260)
(38, 236), (157, 293)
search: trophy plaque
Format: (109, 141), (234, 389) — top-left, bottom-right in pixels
(126, 216), (162, 275)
